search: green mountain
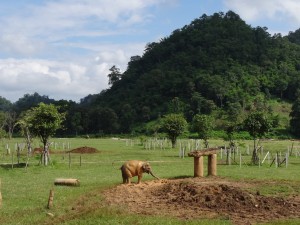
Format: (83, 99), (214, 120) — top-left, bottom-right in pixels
(78, 11), (300, 134)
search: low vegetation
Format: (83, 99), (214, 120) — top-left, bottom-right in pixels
(0, 138), (299, 224)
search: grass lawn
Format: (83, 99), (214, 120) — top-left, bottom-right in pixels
(0, 137), (300, 225)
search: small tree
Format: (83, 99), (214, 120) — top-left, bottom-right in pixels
(224, 122), (239, 164)
(21, 103), (65, 166)
(192, 114), (214, 148)
(243, 112), (271, 164)
(17, 119), (33, 170)
(161, 114), (187, 148)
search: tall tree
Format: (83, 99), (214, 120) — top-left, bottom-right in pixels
(20, 103), (65, 166)
(161, 114), (187, 148)
(243, 112), (271, 164)
(108, 65), (122, 86)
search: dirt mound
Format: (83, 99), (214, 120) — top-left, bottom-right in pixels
(68, 146), (99, 154)
(104, 178), (300, 225)
(33, 146), (99, 154)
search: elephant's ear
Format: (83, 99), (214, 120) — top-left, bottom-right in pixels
(142, 162), (149, 170)
(142, 163), (147, 169)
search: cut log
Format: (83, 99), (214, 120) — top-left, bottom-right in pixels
(54, 178), (80, 186)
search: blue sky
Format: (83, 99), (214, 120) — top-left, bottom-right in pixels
(1, 0), (300, 102)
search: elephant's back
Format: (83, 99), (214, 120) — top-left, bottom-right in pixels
(124, 160), (143, 173)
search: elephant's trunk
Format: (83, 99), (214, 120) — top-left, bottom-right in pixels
(149, 170), (160, 180)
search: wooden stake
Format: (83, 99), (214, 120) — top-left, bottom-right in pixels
(47, 189), (54, 209)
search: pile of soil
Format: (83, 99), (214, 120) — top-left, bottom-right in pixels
(67, 146), (99, 154)
(104, 177), (300, 225)
(33, 146), (99, 154)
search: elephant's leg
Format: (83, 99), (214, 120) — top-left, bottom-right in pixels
(124, 168), (132, 184)
(121, 170), (127, 184)
(137, 174), (143, 184)
(122, 176), (126, 184)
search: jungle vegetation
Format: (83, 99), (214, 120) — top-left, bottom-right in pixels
(2, 11), (300, 138)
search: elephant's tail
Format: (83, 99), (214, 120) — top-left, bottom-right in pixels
(112, 160), (123, 170)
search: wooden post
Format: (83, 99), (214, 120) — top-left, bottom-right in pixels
(194, 156), (203, 177)
(47, 189), (54, 209)
(208, 154), (217, 176)
(239, 152), (242, 168)
(11, 153), (14, 169)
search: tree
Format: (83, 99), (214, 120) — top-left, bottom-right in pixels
(3, 111), (17, 139)
(243, 112), (271, 164)
(20, 103), (65, 166)
(161, 114), (187, 148)
(108, 65), (122, 86)
(290, 96), (300, 136)
(192, 114), (214, 148)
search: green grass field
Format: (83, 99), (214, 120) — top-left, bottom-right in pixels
(0, 137), (300, 225)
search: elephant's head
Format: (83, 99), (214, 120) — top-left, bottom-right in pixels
(142, 162), (160, 180)
(142, 162), (151, 174)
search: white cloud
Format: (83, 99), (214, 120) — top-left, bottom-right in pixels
(0, 0), (174, 102)
(0, 59), (109, 102)
(224, 0), (300, 33)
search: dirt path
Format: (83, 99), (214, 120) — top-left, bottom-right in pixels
(103, 177), (300, 225)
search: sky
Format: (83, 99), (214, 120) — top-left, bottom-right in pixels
(1, 0), (300, 103)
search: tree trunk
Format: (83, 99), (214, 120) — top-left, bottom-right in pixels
(171, 138), (176, 148)
(42, 143), (50, 166)
(251, 138), (258, 164)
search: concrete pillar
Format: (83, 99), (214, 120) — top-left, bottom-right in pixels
(208, 154), (217, 176)
(194, 156), (203, 177)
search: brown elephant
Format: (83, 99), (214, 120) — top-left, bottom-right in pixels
(120, 160), (159, 184)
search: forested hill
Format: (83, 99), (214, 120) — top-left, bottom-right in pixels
(78, 11), (300, 132)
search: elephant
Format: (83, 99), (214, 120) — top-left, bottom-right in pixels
(120, 160), (159, 184)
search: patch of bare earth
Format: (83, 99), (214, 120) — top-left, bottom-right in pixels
(103, 177), (300, 225)
(33, 146), (99, 154)
(67, 146), (99, 154)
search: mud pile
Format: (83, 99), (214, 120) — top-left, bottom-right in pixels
(67, 146), (99, 154)
(104, 178), (300, 225)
